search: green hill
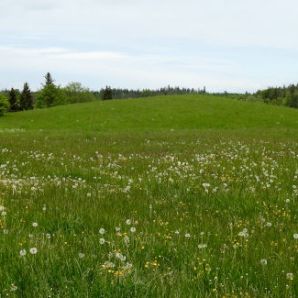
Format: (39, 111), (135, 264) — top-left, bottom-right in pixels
(0, 95), (297, 134)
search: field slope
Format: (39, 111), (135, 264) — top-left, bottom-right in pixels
(0, 95), (297, 297)
(0, 95), (297, 132)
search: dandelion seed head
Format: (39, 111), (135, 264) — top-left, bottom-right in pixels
(29, 247), (38, 255)
(78, 253), (85, 259)
(198, 243), (207, 249)
(99, 228), (106, 235)
(19, 249), (26, 257)
(286, 273), (294, 281)
(260, 259), (267, 266)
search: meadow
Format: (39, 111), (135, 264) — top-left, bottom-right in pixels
(0, 95), (297, 297)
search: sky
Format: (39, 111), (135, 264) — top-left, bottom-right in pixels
(1, 0), (298, 92)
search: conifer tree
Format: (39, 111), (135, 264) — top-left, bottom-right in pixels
(9, 88), (19, 112)
(20, 83), (34, 110)
(102, 86), (113, 100)
(45, 72), (54, 86)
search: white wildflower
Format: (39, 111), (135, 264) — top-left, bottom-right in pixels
(123, 235), (130, 245)
(238, 228), (249, 238)
(260, 259), (267, 266)
(10, 284), (18, 292)
(99, 228), (106, 235)
(29, 247), (38, 255)
(286, 273), (294, 281)
(19, 249), (27, 257)
(198, 243), (207, 249)
(78, 253), (85, 259)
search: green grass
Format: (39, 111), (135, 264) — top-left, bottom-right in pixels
(1, 95), (298, 132)
(0, 95), (297, 297)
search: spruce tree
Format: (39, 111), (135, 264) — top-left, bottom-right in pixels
(9, 88), (19, 112)
(20, 83), (34, 110)
(101, 86), (113, 100)
(45, 72), (54, 86)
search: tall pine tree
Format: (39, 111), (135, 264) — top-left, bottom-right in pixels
(20, 83), (34, 110)
(9, 88), (19, 112)
(101, 86), (113, 100)
(45, 72), (54, 86)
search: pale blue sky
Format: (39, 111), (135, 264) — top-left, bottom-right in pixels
(1, 0), (298, 92)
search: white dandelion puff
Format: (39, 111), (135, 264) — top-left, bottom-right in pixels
(19, 249), (27, 257)
(286, 273), (294, 281)
(29, 247), (38, 255)
(99, 228), (106, 235)
(260, 259), (268, 266)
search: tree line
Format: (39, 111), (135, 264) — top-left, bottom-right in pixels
(95, 86), (207, 100)
(0, 73), (207, 116)
(254, 84), (298, 108)
(1, 74), (298, 117)
(0, 73), (99, 115)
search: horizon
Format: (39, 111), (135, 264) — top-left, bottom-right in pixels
(1, 0), (298, 93)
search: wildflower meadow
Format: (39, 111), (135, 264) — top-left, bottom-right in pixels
(0, 95), (297, 297)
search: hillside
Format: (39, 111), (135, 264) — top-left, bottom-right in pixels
(0, 95), (298, 134)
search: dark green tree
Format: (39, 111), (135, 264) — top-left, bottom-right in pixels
(45, 72), (54, 86)
(20, 83), (34, 110)
(101, 86), (113, 100)
(287, 91), (298, 108)
(9, 88), (19, 112)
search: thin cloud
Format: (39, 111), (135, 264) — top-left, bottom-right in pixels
(1, 0), (298, 91)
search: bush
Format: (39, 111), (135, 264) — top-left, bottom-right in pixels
(36, 73), (65, 108)
(0, 94), (9, 116)
(61, 82), (96, 104)
(36, 84), (65, 108)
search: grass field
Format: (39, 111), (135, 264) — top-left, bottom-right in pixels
(0, 95), (297, 297)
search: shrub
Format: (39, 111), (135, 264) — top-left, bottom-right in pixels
(61, 82), (96, 104)
(0, 94), (9, 116)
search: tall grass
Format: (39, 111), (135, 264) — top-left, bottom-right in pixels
(0, 95), (297, 297)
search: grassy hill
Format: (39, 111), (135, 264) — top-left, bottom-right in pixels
(1, 95), (298, 133)
(0, 95), (297, 297)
